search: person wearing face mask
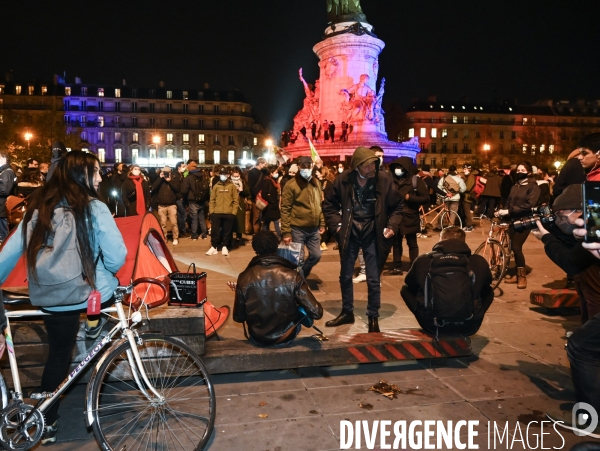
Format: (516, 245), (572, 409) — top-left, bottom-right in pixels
(259, 165), (282, 239)
(229, 167), (251, 247)
(121, 164), (150, 217)
(280, 164), (297, 192)
(206, 167), (239, 256)
(495, 161), (540, 289)
(281, 156), (326, 279)
(323, 147), (403, 332)
(110, 162), (129, 217)
(370, 146), (389, 175)
(385, 157), (429, 275)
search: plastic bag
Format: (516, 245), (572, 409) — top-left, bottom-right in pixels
(277, 242), (303, 266)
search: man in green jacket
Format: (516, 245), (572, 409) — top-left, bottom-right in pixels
(206, 167), (239, 256)
(281, 156), (325, 278)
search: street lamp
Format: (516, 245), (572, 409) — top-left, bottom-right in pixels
(152, 135), (160, 161)
(264, 138), (275, 163)
(482, 143), (491, 168)
(24, 132), (32, 149)
(554, 161), (561, 171)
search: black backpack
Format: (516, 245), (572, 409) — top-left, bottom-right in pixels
(423, 251), (476, 329)
(194, 176), (210, 203)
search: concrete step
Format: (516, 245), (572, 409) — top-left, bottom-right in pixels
(530, 289), (580, 309)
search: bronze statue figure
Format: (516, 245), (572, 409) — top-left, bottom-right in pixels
(327, 0), (366, 24)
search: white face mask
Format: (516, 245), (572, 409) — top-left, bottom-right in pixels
(394, 168), (404, 177)
(220, 175), (228, 182)
(231, 176), (240, 181)
(378, 157), (383, 166)
(338, 167), (343, 173)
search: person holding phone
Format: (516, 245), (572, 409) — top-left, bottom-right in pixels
(151, 166), (181, 245)
(495, 162), (540, 289)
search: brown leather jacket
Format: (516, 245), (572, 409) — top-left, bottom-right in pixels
(233, 255), (323, 346)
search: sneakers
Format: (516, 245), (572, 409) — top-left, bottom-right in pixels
(206, 247), (218, 256)
(463, 226), (474, 232)
(384, 268), (403, 276)
(85, 317), (107, 340)
(352, 273), (367, 283)
(417, 233), (429, 238)
(172, 239), (179, 245)
(191, 236), (199, 241)
(41, 420), (59, 445)
(546, 409), (600, 438)
(320, 242), (328, 251)
(221, 247), (229, 256)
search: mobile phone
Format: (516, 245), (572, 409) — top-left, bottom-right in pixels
(582, 181), (600, 242)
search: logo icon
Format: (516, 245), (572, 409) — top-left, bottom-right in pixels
(572, 402), (598, 437)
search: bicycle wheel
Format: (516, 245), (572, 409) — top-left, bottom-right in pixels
(474, 239), (507, 290)
(440, 210), (462, 229)
(88, 335), (215, 451)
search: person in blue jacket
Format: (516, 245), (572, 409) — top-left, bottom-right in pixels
(0, 151), (126, 444)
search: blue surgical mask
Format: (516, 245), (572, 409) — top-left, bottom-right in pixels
(394, 168), (404, 177)
(220, 175), (227, 182)
(300, 169), (312, 180)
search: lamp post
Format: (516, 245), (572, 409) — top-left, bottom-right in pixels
(24, 132), (32, 149)
(482, 143), (491, 168)
(554, 161), (561, 172)
(265, 138), (274, 164)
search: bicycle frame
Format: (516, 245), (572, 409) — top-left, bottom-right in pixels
(2, 296), (165, 417)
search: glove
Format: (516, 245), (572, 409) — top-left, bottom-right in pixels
(496, 209), (509, 217)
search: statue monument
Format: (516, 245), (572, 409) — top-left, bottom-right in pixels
(285, 0), (419, 161)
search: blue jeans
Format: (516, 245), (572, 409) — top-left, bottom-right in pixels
(340, 237), (381, 317)
(291, 227), (322, 279)
(0, 217), (7, 243)
(176, 199), (187, 234)
(188, 202), (207, 238)
(568, 312), (600, 413)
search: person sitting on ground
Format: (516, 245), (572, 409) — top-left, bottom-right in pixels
(400, 226), (493, 336)
(233, 230), (323, 347)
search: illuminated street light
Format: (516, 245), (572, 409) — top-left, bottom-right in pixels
(152, 135), (160, 145)
(482, 143), (491, 151)
(554, 161), (561, 170)
(265, 138), (273, 147)
(24, 132), (33, 149)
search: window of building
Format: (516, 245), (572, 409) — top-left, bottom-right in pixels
(115, 102), (121, 112)
(183, 119), (189, 128)
(214, 135), (220, 144)
(132, 117), (137, 127)
(132, 148), (139, 163)
(199, 105), (204, 114)
(214, 93), (220, 101)
(253, 137), (258, 146)
(132, 102), (137, 112)
(166, 133), (174, 143)
(166, 104), (172, 113)
(28, 85), (34, 95)
(149, 89), (155, 97)
(213, 150), (221, 164)
(150, 103), (155, 112)
(115, 132), (122, 142)
(64, 115), (70, 124)
(81, 87), (88, 96)
(463, 116), (468, 124)
(522, 118), (528, 125)
(150, 147), (157, 159)
(214, 105), (219, 114)
(115, 148), (122, 163)
(80, 115), (86, 125)
(431, 128), (437, 138)
(463, 143), (469, 152)
(98, 116), (104, 127)
(499, 130), (504, 139)
(463, 129), (469, 138)
(167, 118), (172, 127)
(441, 128), (448, 138)
(475, 131), (480, 139)
(452, 116), (457, 123)
(522, 144), (528, 154)
(199, 119), (205, 129)
(98, 101), (103, 111)
(408, 128), (415, 138)
(198, 150), (206, 164)
(65, 87), (71, 96)
(453, 129), (459, 138)
(532, 117), (537, 125)
(452, 158), (457, 166)
(511, 131), (516, 139)
(149, 117), (155, 127)
(81, 131), (88, 141)
(183, 133), (190, 143)
(228, 135), (235, 145)
(132, 132), (139, 142)
(430, 158), (436, 168)
(441, 157), (446, 167)
(183, 148), (190, 162)
(430, 117), (437, 123)
(114, 116), (120, 125)
(98, 88), (104, 97)
(98, 132), (104, 142)
(431, 143), (437, 153)
(183, 104), (188, 113)
(499, 144), (504, 154)
(131, 89), (137, 98)
(183, 91), (189, 100)
(198, 133), (205, 144)
(441, 142), (447, 152)
(420, 128), (427, 138)
(409, 117), (415, 123)
(98, 148), (105, 163)
(420, 142), (426, 151)
(15, 85), (22, 95)
(166, 91), (172, 99)
(549, 145), (555, 154)
(229, 120), (234, 130)
(214, 120), (220, 129)
(228, 150), (235, 164)
(474, 116), (479, 124)
(167, 148), (173, 160)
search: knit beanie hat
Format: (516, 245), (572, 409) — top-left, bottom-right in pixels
(552, 184), (582, 211)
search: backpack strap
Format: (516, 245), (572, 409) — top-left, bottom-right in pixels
(423, 252), (438, 309)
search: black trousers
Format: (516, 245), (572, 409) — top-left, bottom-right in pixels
(568, 312), (600, 415)
(509, 227), (530, 268)
(210, 213), (235, 249)
(41, 311), (81, 425)
(392, 233), (418, 268)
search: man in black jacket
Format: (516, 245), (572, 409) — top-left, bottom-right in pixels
(323, 146), (403, 332)
(180, 162), (209, 240)
(151, 166), (181, 245)
(0, 151), (16, 243)
(233, 231), (323, 347)
(400, 226), (493, 336)
(248, 157), (267, 234)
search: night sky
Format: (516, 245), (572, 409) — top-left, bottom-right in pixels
(2, 0), (599, 137)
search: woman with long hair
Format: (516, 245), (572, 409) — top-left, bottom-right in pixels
(260, 164), (282, 239)
(497, 161), (540, 289)
(0, 151), (126, 443)
(121, 163), (150, 216)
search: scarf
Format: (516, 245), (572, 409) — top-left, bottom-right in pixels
(129, 175), (146, 215)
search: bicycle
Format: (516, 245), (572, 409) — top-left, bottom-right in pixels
(419, 198), (463, 231)
(474, 215), (512, 290)
(0, 277), (216, 451)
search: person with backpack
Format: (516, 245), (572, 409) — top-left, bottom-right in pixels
(385, 157), (429, 275)
(400, 226), (493, 337)
(0, 151), (16, 243)
(0, 151), (127, 444)
(180, 161), (210, 240)
(437, 165), (466, 227)
(151, 166), (181, 245)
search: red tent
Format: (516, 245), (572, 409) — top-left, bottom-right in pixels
(1, 213), (228, 338)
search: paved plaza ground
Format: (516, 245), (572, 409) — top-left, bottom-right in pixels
(46, 222), (599, 450)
